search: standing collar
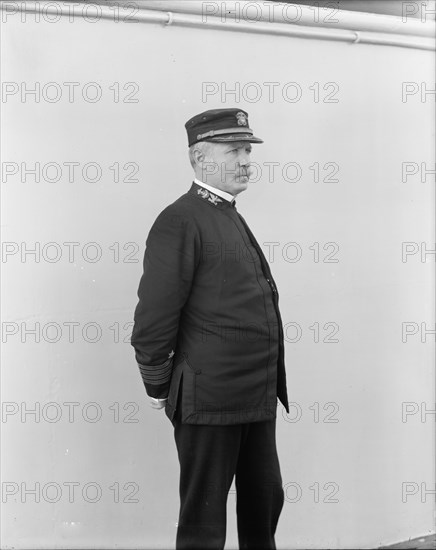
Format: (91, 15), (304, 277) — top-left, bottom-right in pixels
(193, 178), (235, 203)
(189, 181), (236, 210)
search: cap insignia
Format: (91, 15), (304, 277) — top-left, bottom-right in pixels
(236, 112), (248, 126)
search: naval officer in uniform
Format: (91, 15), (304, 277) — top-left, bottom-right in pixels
(131, 108), (289, 550)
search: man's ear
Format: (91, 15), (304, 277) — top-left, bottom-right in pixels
(192, 147), (205, 166)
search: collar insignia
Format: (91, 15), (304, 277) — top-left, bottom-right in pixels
(197, 187), (223, 206)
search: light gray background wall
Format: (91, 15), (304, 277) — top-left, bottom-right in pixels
(1, 3), (434, 549)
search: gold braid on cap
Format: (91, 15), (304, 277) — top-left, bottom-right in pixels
(196, 128), (253, 140)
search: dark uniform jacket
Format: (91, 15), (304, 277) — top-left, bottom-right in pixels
(131, 182), (289, 425)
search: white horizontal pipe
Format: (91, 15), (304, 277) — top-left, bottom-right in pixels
(92, 0), (436, 38)
(2, 1), (434, 51)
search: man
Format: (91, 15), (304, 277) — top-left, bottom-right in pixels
(131, 108), (289, 550)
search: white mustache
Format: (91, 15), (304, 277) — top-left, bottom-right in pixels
(238, 166), (251, 177)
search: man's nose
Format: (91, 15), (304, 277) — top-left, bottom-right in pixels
(239, 151), (251, 166)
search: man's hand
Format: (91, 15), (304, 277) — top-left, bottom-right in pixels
(150, 397), (167, 410)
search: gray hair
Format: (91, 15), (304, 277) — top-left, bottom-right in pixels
(188, 140), (213, 169)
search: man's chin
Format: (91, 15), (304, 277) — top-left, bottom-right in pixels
(235, 177), (249, 186)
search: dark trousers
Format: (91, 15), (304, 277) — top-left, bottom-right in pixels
(172, 412), (284, 550)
